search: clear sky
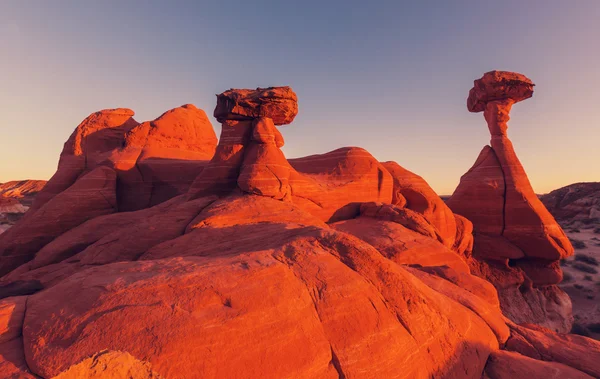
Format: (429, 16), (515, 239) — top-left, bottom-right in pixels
(1, 1), (598, 194)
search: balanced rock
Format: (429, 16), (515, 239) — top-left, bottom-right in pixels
(0, 81), (590, 378)
(214, 86), (298, 125)
(189, 86), (297, 198)
(467, 70), (534, 113)
(447, 71), (574, 332)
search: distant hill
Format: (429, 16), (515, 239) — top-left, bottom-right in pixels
(0, 180), (46, 234)
(539, 182), (600, 226)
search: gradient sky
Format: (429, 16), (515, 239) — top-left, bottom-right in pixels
(1, 1), (598, 194)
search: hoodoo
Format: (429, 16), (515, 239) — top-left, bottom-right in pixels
(447, 71), (574, 332)
(1, 83), (598, 379)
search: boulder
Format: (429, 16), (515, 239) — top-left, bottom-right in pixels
(214, 86), (298, 125)
(467, 70), (534, 113)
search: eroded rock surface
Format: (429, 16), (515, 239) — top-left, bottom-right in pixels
(0, 82), (588, 378)
(447, 71), (574, 332)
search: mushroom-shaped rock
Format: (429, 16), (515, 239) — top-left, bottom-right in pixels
(214, 86), (298, 125)
(467, 71), (534, 113)
(190, 86), (298, 198)
(448, 71), (574, 332)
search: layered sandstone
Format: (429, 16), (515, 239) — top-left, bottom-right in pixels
(447, 71), (574, 332)
(0, 83), (591, 378)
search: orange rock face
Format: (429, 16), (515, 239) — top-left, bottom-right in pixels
(53, 350), (163, 379)
(0, 82), (590, 378)
(0, 106), (217, 276)
(214, 86), (298, 125)
(467, 70), (534, 113)
(447, 71), (574, 332)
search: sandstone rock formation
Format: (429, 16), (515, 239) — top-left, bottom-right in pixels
(53, 350), (163, 379)
(540, 182), (600, 226)
(447, 71), (575, 332)
(0, 106), (217, 276)
(0, 83), (592, 378)
(0, 180), (46, 235)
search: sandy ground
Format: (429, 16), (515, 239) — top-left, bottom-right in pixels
(560, 226), (600, 339)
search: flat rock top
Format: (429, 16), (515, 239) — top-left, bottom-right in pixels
(214, 86), (298, 125)
(467, 71), (534, 112)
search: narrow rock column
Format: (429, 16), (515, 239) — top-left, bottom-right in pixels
(238, 117), (292, 200)
(447, 71), (575, 332)
(188, 86), (298, 199)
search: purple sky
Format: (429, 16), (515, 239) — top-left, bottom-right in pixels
(1, 1), (598, 194)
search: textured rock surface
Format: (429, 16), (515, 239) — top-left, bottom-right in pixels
(506, 322), (600, 377)
(0, 166), (118, 276)
(53, 350), (163, 379)
(214, 86), (298, 125)
(0, 83), (589, 378)
(0, 296), (37, 378)
(0, 180), (47, 236)
(23, 227), (500, 379)
(29, 105), (216, 214)
(483, 350), (593, 379)
(467, 70), (534, 113)
(382, 161), (457, 247)
(540, 182), (600, 225)
(0, 105), (217, 277)
(447, 71), (574, 332)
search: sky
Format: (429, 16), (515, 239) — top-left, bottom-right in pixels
(1, 1), (598, 194)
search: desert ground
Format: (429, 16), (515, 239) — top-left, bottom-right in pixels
(561, 226), (600, 339)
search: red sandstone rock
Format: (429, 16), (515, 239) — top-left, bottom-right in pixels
(470, 257), (573, 333)
(483, 350), (593, 379)
(188, 119), (253, 197)
(467, 70), (534, 113)
(405, 267), (509, 343)
(238, 117), (292, 199)
(0, 296), (36, 378)
(288, 147), (393, 222)
(0, 83), (584, 378)
(53, 350), (163, 379)
(358, 202), (441, 241)
(27, 200), (178, 270)
(0, 180), (46, 201)
(0, 166), (118, 276)
(0, 280), (42, 299)
(452, 214), (474, 259)
(29, 105), (216, 214)
(332, 217), (470, 274)
(446, 146), (505, 236)
(214, 86), (298, 125)
(23, 225), (500, 378)
(382, 161), (457, 247)
(413, 265), (499, 307)
(117, 104), (217, 210)
(447, 71), (574, 332)
(506, 323), (600, 378)
(540, 182), (600, 223)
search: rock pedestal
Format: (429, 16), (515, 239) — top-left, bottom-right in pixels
(447, 71), (574, 332)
